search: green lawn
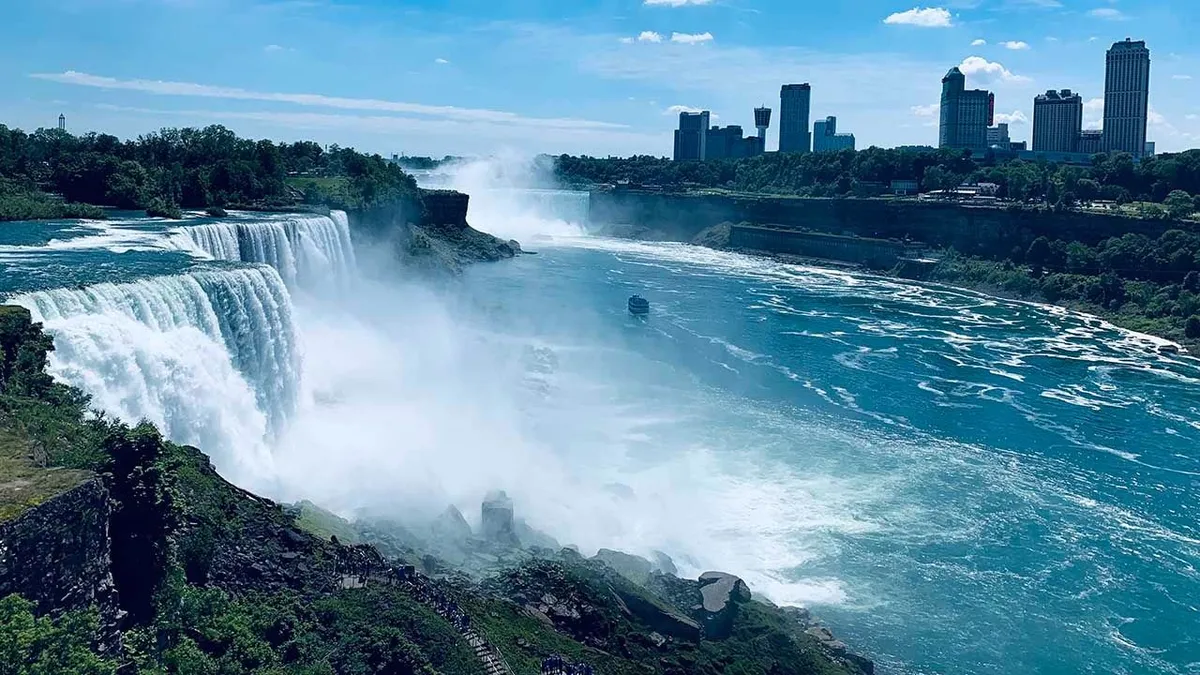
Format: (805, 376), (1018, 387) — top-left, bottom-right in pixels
(0, 430), (92, 522)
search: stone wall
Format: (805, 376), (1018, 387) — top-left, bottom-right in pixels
(0, 479), (121, 653)
(589, 189), (1196, 257)
(730, 226), (910, 268)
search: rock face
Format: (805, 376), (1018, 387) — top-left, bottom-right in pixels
(593, 548), (654, 585)
(345, 189), (520, 275)
(481, 490), (517, 546)
(0, 479), (122, 653)
(696, 571), (752, 639)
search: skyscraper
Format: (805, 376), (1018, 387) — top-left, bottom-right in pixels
(939, 67), (993, 153)
(779, 84), (811, 154)
(673, 111), (710, 161)
(1032, 89), (1083, 152)
(812, 116), (855, 152)
(987, 123), (1010, 147)
(1103, 38), (1150, 156)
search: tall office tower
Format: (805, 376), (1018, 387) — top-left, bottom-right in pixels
(939, 67), (993, 153)
(1032, 89), (1083, 152)
(1103, 38), (1150, 156)
(779, 84), (812, 154)
(673, 111), (710, 161)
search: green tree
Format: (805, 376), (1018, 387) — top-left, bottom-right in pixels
(1186, 315), (1200, 339)
(1164, 190), (1195, 219)
(0, 595), (115, 675)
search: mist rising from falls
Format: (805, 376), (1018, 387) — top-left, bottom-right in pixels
(168, 211), (356, 290)
(11, 266), (301, 486)
(416, 155), (589, 240)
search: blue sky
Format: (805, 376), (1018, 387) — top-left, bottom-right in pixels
(1, 0), (1197, 156)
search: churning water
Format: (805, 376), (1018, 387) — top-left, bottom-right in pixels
(2, 183), (1197, 675)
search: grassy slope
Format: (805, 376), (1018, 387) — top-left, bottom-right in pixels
(0, 430), (92, 522)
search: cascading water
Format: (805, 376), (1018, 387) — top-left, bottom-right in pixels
(11, 264), (301, 486)
(168, 211), (357, 290)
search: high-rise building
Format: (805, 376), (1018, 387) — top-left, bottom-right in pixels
(779, 84), (812, 154)
(1103, 38), (1150, 156)
(705, 125), (744, 160)
(1077, 129), (1103, 155)
(1032, 89), (1083, 153)
(57, 114), (65, 131)
(939, 67), (993, 153)
(812, 116), (855, 152)
(987, 123), (1010, 147)
(673, 111), (710, 161)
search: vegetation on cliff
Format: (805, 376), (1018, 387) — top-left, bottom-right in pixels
(554, 148), (1200, 215)
(0, 307), (867, 675)
(0, 123), (420, 219)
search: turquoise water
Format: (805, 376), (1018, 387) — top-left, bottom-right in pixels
(453, 237), (1200, 675)
(3, 201), (1198, 674)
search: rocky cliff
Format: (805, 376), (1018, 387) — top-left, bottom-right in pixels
(0, 478), (122, 653)
(346, 188), (520, 275)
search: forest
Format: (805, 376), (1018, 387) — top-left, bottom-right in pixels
(0, 124), (420, 220)
(554, 147), (1200, 216)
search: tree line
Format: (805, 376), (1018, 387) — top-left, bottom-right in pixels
(0, 124), (421, 219)
(553, 148), (1200, 215)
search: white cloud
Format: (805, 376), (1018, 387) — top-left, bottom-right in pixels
(663, 105), (718, 120)
(1186, 114), (1198, 121)
(1000, 40), (1030, 50)
(637, 31), (663, 43)
(1083, 97), (1104, 127)
(994, 110), (1029, 125)
(644, 0), (712, 5)
(958, 56), (1029, 83)
(32, 71), (627, 130)
(911, 103), (939, 117)
(434, 58), (449, 64)
(91, 104), (662, 156)
(883, 7), (953, 27)
(1148, 109), (1166, 125)
(1172, 74), (1192, 80)
(618, 37), (634, 44)
(971, 38), (987, 46)
(670, 32), (714, 44)
(1088, 7), (1126, 20)
(263, 44), (284, 53)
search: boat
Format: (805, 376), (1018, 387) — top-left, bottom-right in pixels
(628, 294), (650, 315)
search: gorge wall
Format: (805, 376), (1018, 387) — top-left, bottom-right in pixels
(589, 189), (1195, 260)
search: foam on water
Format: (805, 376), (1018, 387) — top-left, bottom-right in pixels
(10, 265), (301, 486)
(167, 211), (356, 290)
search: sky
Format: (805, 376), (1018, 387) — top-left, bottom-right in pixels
(1, 0), (1197, 157)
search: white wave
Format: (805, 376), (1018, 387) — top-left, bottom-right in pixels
(167, 211), (356, 290)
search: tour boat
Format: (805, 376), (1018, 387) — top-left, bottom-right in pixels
(628, 294), (650, 315)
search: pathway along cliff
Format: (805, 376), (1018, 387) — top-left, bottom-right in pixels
(0, 185), (1198, 675)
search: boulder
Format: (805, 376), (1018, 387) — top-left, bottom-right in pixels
(429, 505), (472, 543)
(481, 490), (518, 546)
(651, 550), (678, 576)
(593, 548), (654, 586)
(695, 571), (751, 639)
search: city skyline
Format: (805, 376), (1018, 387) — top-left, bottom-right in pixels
(0, 1), (1197, 156)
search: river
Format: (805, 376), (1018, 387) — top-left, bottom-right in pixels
(1, 182), (1197, 674)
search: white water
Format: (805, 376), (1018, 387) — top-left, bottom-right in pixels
(10, 265), (302, 488)
(167, 211), (357, 291)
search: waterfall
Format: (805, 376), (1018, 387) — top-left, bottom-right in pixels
(168, 211), (357, 290)
(10, 265), (301, 484)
